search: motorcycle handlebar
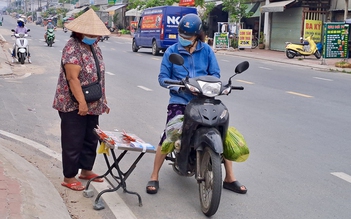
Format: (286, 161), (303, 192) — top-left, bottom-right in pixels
(231, 86), (244, 90)
(164, 80), (183, 85)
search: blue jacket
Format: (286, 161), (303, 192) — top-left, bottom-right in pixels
(158, 40), (220, 105)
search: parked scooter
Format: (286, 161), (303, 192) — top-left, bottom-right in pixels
(285, 35), (321, 59)
(11, 29), (30, 64)
(46, 28), (55, 47)
(164, 53), (249, 217)
(63, 26), (67, 33)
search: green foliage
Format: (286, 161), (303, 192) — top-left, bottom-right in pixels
(258, 31), (265, 44)
(199, 2), (215, 21)
(222, 0), (252, 23)
(230, 37), (238, 48)
(119, 29), (131, 34)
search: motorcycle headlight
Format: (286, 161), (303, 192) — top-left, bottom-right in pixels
(198, 81), (221, 97)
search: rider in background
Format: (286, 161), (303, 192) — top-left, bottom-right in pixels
(12, 18), (31, 63)
(146, 13), (247, 195)
(44, 19), (56, 41)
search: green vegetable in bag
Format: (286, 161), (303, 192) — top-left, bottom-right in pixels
(161, 115), (184, 154)
(223, 127), (249, 162)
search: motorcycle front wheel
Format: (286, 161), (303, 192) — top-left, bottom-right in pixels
(198, 147), (222, 217)
(19, 54), (25, 64)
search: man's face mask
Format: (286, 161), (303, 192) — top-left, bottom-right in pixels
(82, 36), (97, 45)
(178, 35), (194, 47)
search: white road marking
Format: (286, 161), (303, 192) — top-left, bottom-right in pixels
(152, 58), (160, 60)
(236, 79), (254, 84)
(137, 85), (152, 91)
(331, 172), (351, 183)
(116, 42), (124, 44)
(313, 77), (333, 81)
(221, 59), (229, 62)
(0, 130), (62, 161)
(106, 71), (115, 75)
(286, 91), (313, 98)
(259, 67), (272, 70)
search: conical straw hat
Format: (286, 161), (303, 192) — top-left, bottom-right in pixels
(65, 8), (110, 36)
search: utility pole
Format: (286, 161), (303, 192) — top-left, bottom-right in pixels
(345, 0), (349, 21)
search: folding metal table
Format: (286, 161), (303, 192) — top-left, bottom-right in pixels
(83, 130), (156, 210)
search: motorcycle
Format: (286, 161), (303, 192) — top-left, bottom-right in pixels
(164, 53), (249, 217)
(63, 26), (67, 33)
(285, 35), (321, 59)
(11, 29), (30, 64)
(99, 35), (109, 42)
(46, 28), (55, 47)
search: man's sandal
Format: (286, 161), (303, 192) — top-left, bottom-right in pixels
(223, 181), (247, 194)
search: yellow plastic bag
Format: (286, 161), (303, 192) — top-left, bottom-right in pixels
(223, 127), (249, 162)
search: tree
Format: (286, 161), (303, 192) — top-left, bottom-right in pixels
(221, 0), (252, 23)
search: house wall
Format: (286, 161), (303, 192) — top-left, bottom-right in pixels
(270, 7), (302, 51)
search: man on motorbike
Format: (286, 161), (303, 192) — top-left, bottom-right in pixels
(146, 14), (247, 195)
(44, 19), (56, 42)
(12, 18), (31, 63)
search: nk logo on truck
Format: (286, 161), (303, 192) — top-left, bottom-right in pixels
(167, 16), (181, 25)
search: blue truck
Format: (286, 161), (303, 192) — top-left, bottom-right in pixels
(132, 6), (197, 55)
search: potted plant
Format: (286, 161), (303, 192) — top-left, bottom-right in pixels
(258, 32), (265, 49)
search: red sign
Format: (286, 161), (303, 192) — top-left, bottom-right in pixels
(179, 0), (195, 6)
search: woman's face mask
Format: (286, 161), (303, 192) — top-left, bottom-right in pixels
(82, 36), (97, 45)
(178, 35), (194, 47)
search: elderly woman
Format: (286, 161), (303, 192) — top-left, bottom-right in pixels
(52, 8), (111, 191)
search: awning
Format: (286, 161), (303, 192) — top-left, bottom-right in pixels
(103, 4), (126, 12)
(245, 2), (261, 18)
(261, 0), (296, 13)
(125, 8), (142, 17)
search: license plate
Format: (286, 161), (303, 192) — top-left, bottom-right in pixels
(169, 34), (176, 39)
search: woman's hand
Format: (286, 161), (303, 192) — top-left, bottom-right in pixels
(78, 101), (88, 116)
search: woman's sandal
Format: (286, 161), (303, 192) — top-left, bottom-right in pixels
(61, 181), (85, 191)
(223, 181), (247, 194)
(146, 180), (159, 194)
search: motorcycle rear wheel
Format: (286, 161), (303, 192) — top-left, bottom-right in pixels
(198, 147), (222, 217)
(286, 50), (295, 59)
(314, 50), (321, 59)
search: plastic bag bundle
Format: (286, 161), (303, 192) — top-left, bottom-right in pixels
(223, 127), (249, 162)
(161, 115), (184, 154)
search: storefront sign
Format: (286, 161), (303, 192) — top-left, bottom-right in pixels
(304, 20), (322, 42)
(238, 29), (252, 49)
(213, 32), (229, 49)
(323, 22), (349, 59)
(179, 0), (195, 6)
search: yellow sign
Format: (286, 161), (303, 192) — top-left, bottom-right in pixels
(304, 20), (322, 42)
(238, 29), (252, 49)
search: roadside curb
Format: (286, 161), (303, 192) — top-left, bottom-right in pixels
(0, 33), (13, 76)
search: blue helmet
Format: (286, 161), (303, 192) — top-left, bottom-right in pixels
(178, 13), (202, 38)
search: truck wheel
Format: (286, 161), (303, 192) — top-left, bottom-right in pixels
(132, 39), (139, 52)
(152, 40), (160, 56)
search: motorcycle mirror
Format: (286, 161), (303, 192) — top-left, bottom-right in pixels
(228, 61), (250, 85)
(11, 29), (15, 32)
(27, 29), (30, 32)
(169, 53), (184, 65)
(169, 53), (190, 79)
(235, 61), (249, 74)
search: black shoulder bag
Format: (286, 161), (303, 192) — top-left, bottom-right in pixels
(62, 45), (102, 103)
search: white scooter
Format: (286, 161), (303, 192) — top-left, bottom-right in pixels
(11, 29), (30, 64)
